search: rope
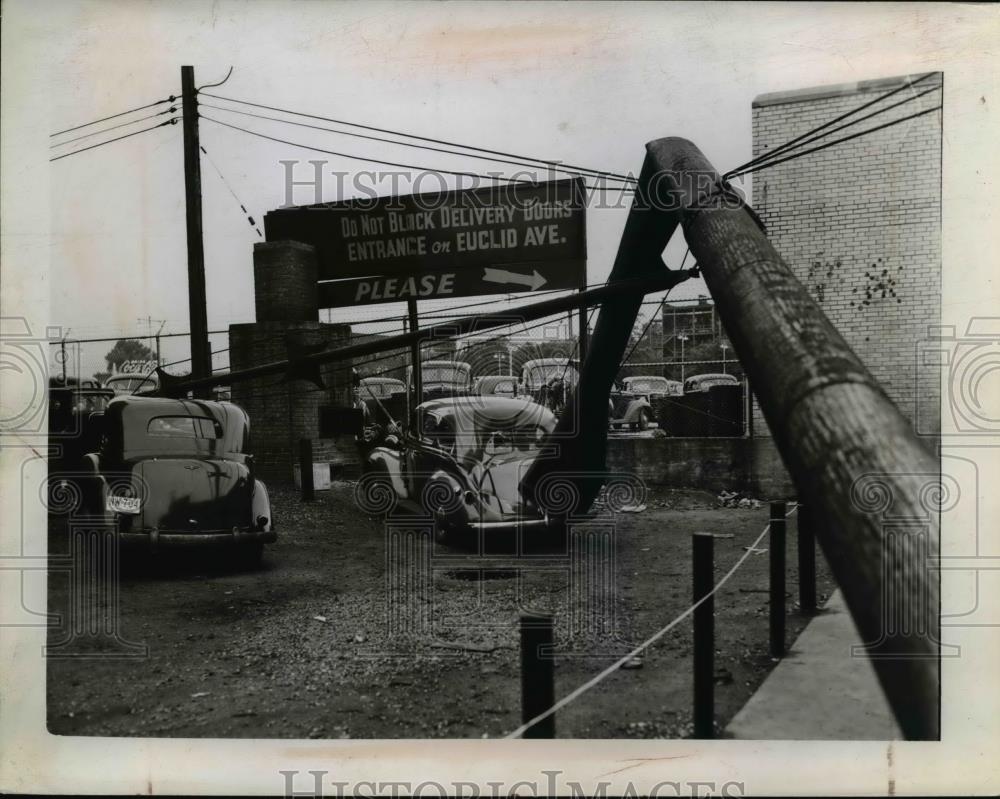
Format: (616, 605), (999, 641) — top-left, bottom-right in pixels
(505, 503), (798, 739)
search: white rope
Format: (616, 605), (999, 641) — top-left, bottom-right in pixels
(505, 503), (799, 738)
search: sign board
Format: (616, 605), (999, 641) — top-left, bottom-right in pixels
(111, 359), (158, 375)
(263, 178), (587, 307)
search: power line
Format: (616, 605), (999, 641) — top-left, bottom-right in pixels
(728, 103), (942, 178)
(742, 85), (941, 176)
(198, 102), (636, 187)
(724, 71), (939, 178)
(49, 117), (181, 162)
(199, 144), (263, 237)
(199, 92), (635, 182)
(50, 95), (178, 138)
(50, 107), (179, 149)
(200, 113), (540, 185)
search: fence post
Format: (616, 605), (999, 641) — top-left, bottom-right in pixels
(520, 612), (555, 738)
(298, 438), (314, 502)
(769, 501), (786, 657)
(692, 532), (715, 739)
(797, 503), (817, 613)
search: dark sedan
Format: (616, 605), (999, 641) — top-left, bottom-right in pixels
(77, 396), (275, 563)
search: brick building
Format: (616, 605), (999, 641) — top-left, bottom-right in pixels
(749, 72), (942, 438)
(230, 241), (356, 482)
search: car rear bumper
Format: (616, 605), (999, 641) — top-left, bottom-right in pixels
(119, 528), (277, 549)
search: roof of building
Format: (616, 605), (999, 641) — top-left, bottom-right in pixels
(752, 71), (943, 108)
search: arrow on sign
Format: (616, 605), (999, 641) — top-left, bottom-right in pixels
(482, 267), (548, 291)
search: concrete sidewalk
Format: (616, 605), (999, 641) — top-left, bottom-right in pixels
(726, 590), (901, 739)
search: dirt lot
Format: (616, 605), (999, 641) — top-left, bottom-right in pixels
(47, 483), (834, 739)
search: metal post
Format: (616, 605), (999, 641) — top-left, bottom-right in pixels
(60, 337), (67, 382)
(798, 504), (817, 613)
(181, 66), (210, 397)
(519, 612), (555, 738)
(692, 532), (715, 739)
(299, 438), (314, 502)
(769, 501), (786, 658)
(578, 288), (588, 363)
(649, 137), (940, 739)
(407, 299), (422, 416)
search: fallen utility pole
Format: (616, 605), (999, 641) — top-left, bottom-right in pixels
(647, 137), (939, 740)
(520, 148), (694, 513)
(155, 273), (694, 397)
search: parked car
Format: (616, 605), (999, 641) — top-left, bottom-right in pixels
(520, 358), (579, 413)
(48, 379), (115, 477)
(77, 396), (274, 563)
(621, 375), (683, 397)
(473, 374), (519, 398)
(362, 396), (560, 543)
(683, 373), (739, 393)
(357, 376), (406, 400)
(608, 386), (655, 430)
(406, 360), (472, 402)
(105, 372), (159, 396)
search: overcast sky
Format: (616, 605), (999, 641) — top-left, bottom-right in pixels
(43, 0), (992, 375)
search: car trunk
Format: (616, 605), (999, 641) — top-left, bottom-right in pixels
(137, 458), (251, 532)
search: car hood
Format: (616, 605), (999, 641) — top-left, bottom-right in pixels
(133, 457), (252, 532)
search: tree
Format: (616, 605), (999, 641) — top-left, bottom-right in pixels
(104, 339), (156, 373)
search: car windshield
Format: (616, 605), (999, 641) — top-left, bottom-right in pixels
(361, 381), (403, 398)
(524, 362), (578, 388)
(106, 376), (157, 395)
(422, 365), (469, 385)
(628, 378), (670, 393)
(147, 415), (222, 439)
(423, 404), (555, 461)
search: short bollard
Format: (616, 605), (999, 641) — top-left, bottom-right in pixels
(299, 438), (315, 502)
(797, 503), (817, 613)
(769, 501), (787, 657)
(520, 612), (555, 738)
(692, 532), (715, 739)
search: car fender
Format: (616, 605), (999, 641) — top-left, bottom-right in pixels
(426, 468), (472, 529)
(367, 447), (407, 500)
(252, 479), (273, 532)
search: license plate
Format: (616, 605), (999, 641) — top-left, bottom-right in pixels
(106, 495), (141, 514)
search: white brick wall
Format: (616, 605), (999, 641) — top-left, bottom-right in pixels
(748, 75), (942, 437)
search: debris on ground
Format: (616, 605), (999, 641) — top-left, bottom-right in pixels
(620, 656), (644, 670)
(312, 615), (328, 623)
(717, 490), (761, 509)
(619, 503), (647, 513)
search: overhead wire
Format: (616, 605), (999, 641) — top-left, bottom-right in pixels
(49, 117), (181, 162)
(50, 94), (178, 138)
(199, 91), (636, 182)
(198, 101), (636, 187)
(50, 107), (179, 148)
(723, 71), (939, 178)
(199, 144), (264, 237)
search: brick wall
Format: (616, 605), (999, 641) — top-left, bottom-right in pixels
(748, 73), (942, 438)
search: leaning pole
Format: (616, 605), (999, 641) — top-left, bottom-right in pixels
(663, 138), (940, 739)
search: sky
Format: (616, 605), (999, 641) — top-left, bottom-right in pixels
(41, 0), (994, 376)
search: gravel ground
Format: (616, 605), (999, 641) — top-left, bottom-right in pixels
(47, 483), (834, 739)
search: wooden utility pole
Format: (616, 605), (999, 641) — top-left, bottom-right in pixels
(181, 66), (210, 396)
(407, 299), (422, 416)
(652, 137), (940, 740)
